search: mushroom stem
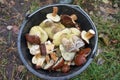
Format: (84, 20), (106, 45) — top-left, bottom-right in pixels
(50, 52), (58, 62)
(52, 7), (58, 17)
(70, 14), (77, 21)
(85, 29), (95, 39)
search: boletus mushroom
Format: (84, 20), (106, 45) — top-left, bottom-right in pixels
(81, 29), (95, 44)
(46, 7), (60, 22)
(74, 48), (91, 66)
(60, 14), (79, 28)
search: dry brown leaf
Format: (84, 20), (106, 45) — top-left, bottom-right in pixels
(17, 65), (25, 72)
(106, 8), (118, 14)
(111, 39), (119, 44)
(10, 0), (15, 6)
(12, 25), (19, 34)
(99, 33), (110, 46)
(0, 0), (7, 4)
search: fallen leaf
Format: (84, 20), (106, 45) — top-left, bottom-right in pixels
(111, 39), (118, 44)
(99, 33), (110, 46)
(7, 25), (13, 30)
(0, 0), (7, 4)
(106, 8), (118, 14)
(102, 0), (109, 4)
(10, 0), (15, 6)
(97, 57), (105, 65)
(17, 65), (25, 72)
(12, 25), (19, 34)
(0, 37), (7, 44)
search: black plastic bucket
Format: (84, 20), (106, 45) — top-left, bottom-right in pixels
(17, 4), (98, 80)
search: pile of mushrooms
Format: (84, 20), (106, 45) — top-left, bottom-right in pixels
(25, 7), (95, 73)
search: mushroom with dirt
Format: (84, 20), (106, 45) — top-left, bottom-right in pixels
(46, 7), (60, 22)
(81, 29), (95, 44)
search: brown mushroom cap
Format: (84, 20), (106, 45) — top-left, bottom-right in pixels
(61, 15), (75, 27)
(60, 14), (78, 27)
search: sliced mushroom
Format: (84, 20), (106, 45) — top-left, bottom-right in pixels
(52, 57), (64, 70)
(32, 55), (45, 68)
(40, 43), (47, 56)
(46, 7), (60, 22)
(59, 44), (76, 61)
(29, 44), (40, 55)
(45, 41), (55, 54)
(44, 60), (54, 70)
(50, 52), (58, 62)
(45, 54), (50, 64)
(81, 29), (95, 44)
(60, 14), (78, 27)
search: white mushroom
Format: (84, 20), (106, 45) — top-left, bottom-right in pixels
(45, 40), (55, 54)
(44, 60), (54, 70)
(61, 36), (85, 52)
(29, 45), (40, 55)
(46, 7), (60, 22)
(72, 35), (85, 50)
(81, 29), (95, 44)
(32, 54), (45, 68)
(59, 44), (76, 61)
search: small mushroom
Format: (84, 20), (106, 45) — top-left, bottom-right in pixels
(46, 7), (60, 22)
(32, 54), (45, 68)
(29, 44), (40, 55)
(74, 48), (91, 66)
(81, 29), (95, 44)
(52, 57), (64, 70)
(60, 14), (78, 27)
(74, 54), (86, 66)
(44, 60), (54, 70)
